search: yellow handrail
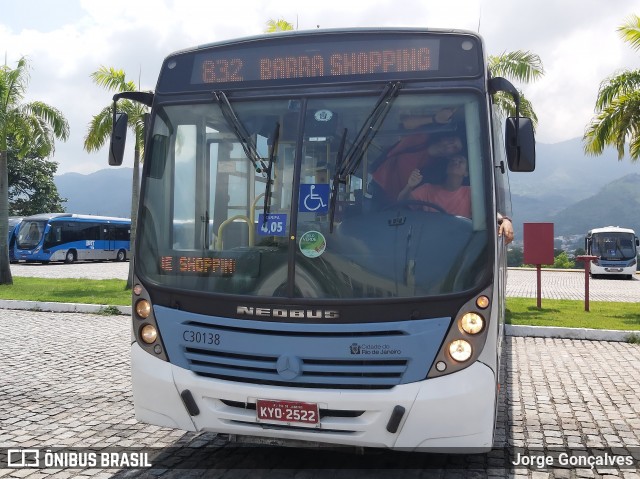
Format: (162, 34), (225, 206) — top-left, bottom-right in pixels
(251, 193), (265, 227)
(215, 215), (252, 250)
(214, 193), (266, 250)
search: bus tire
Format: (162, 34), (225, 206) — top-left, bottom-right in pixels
(117, 249), (127, 262)
(65, 250), (77, 264)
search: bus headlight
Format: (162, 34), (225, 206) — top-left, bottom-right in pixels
(140, 325), (158, 344)
(460, 312), (485, 335)
(476, 295), (490, 309)
(449, 340), (472, 362)
(135, 299), (151, 319)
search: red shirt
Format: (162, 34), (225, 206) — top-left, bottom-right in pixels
(371, 133), (436, 201)
(410, 184), (471, 218)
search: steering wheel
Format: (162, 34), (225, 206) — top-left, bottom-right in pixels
(382, 199), (450, 214)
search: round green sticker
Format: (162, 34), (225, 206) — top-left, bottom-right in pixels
(299, 231), (326, 258)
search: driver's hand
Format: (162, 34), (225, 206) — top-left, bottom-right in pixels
(499, 219), (514, 245)
(407, 169), (423, 189)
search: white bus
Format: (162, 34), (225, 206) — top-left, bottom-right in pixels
(586, 226), (638, 279)
(108, 28), (535, 451)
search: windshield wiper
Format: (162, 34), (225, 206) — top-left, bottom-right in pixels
(338, 81), (401, 179)
(329, 128), (348, 233)
(213, 91), (268, 176)
(328, 81), (401, 233)
(263, 122), (280, 223)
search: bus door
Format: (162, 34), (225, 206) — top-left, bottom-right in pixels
(103, 225), (116, 255)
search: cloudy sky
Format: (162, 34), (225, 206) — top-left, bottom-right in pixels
(3, 0), (640, 175)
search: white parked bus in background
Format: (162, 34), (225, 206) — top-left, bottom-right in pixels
(586, 226), (639, 279)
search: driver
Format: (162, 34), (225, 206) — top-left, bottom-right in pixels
(396, 155), (515, 244)
(397, 154), (471, 218)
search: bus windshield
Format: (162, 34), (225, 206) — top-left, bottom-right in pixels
(592, 232), (637, 260)
(137, 90), (490, 299)
(16, 220), (45, 249)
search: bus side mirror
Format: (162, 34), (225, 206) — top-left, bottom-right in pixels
(109, 112), (129, 166)
(505, 117), (535, 172)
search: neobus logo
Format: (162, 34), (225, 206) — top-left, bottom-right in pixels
(237, 306), (339, 319)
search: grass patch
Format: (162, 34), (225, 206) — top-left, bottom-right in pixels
(0, 277), (130, 306)
(98, 305), (124, 315)
(506, 297), (640, 331)
(0, 278), (637, 332)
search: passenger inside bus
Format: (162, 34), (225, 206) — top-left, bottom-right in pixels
(370, 133), (463, 203)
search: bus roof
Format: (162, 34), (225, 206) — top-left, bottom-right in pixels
(172, 27), (481, 56)
(587, 226), (636, 235)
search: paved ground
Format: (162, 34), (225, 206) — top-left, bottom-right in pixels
(506, 269), (640, 303)
(10, 261), (130, 281)
(0, 313), (639, 477)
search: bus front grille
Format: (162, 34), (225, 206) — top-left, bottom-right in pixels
(154, 305), (451, 389)
(184, 346), (407, 389)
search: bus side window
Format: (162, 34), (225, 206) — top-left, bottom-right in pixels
(44, 226), (62, 247)
(492, 116), (512, 218)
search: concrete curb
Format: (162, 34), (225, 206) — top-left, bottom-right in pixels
(505, 324), (638, 342)
(1, 300), (637, 342)
(0, 299), (131, 316)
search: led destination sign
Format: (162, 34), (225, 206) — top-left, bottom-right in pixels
(196, 45), (437, 84)
(170, 33), (484, 90)
(160, 255), (236, 276)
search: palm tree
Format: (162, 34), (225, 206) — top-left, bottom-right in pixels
(488, 50), (545, 126)
(0, 57), (69, 284)
(584, 15), (640, 161)
(265, 18), (295, 32)
(84, 66), (148, 288)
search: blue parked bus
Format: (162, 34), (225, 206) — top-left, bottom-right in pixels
(108, 28), (535, 450)
(8, 216), (23, 263)
(14, 213), (130, 264)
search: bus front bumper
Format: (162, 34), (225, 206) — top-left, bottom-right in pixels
(131, 343), (497, 450)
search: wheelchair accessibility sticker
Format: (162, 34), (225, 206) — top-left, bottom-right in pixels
(299, 231), (326, 258)
(299, 184), (329, 213)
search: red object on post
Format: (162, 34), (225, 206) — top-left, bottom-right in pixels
(523, 223), (555, 308)
(576, 255), (598, 312)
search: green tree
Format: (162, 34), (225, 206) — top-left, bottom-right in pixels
(84, 66), (148, 288)
(507, 246), (524, 267)
(488, 50), (545, 126)
(584, 15), (640, 161)
(265, 18), (295, 32)
(7, 133), (66, 215)
(0, 57), (69, 284)
(552, 251), (575, 269)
